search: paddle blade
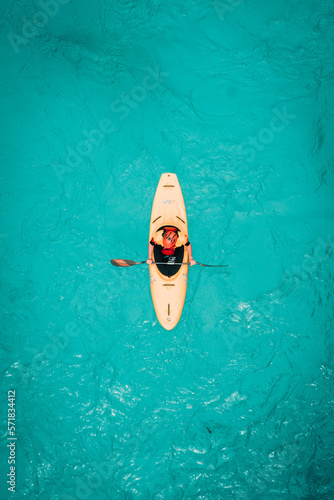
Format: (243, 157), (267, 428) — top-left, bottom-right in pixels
(110, 259), (146, 267)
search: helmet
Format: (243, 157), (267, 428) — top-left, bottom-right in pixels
(163, 230), (177, 248)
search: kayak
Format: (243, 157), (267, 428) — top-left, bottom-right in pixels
(149, 173), (188, 330)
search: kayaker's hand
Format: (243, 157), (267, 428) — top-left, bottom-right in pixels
(189, 259), (196, 266)
(147, 259), (153, 264)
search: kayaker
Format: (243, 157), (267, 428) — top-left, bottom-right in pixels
(147, 226), (196, 266)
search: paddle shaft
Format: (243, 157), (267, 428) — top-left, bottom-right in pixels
(110, 259), (229, 268)
(153, 262), (190, 265)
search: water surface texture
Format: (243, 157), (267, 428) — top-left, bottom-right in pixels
(1, 0), (334, 498)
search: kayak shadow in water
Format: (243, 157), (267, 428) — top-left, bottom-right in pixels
(154, 245), (184, 277)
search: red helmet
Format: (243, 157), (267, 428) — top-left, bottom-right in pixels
(163, 230), (178, 248)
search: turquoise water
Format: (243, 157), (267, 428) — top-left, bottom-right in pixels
(1, 0), (334, 498)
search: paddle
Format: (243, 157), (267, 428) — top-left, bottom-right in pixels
(196, 263), (229, 267)
(110, 259), (229, 268)
(111, 259), (146, 267)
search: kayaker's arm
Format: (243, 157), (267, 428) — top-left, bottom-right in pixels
(147, 241), (154, 264)
(185, 243), (196, 266)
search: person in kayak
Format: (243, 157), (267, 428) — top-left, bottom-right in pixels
(147, 226), (196, 266)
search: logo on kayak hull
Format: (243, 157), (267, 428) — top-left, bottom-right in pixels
(149, 273), (156, 284)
